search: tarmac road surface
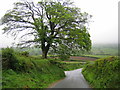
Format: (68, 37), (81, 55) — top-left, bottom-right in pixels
(51, 68), (91, 88)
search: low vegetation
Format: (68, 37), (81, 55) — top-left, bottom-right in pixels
(57, 61), (85, 71)
(2, 48), (65, 88)
(2, 48), (85, 88)
(2, 45), (119, 88)
(82, 56), (120, 88)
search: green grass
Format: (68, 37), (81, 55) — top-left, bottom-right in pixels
(2, 58), (65, 88)
(82, 56), (120, 88)
(57, 61), (85, 71)
(83, 54), (112, 59)
(2, 48), (65, 88)
(3, 47), (119, 88)
(3, 68), (65, 88)
(2, 48), (87, 88)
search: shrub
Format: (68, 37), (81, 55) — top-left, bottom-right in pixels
(2, 48), (18, 70)
(20, 51), (29, 57)
(57, 45), (71, 61)
(58, 54), (70, 61)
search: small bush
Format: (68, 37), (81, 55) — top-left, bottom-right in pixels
(2, 48), (19, 70)
(50, 44), (71, 61)
(20, 51), (29, 57)
(59, 54), (70, 61)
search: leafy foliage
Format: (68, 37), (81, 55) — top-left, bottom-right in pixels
(2, 48), (19, 70)
(82, 56), (120, 88)
(1, 0), (91, 58)
(56, 44), (71, 60)
(20, 51), (29, 57)
(2, 48), (65, 88)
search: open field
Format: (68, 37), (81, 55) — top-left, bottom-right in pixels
(70, 56), (98, 61)
(91, 44), (118, 56)
(83, 54), (113, 58)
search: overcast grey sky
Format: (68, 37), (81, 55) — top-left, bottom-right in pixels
(0, 0), (119, 47)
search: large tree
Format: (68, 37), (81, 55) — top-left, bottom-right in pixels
(1, 0), (92, 58)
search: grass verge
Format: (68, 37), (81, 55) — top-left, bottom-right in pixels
(82, 56), (120, 88)
(2, 48), (65, 88)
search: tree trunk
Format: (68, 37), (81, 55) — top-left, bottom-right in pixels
(42, 43), (50, 59)
(42, 50), (48, 59)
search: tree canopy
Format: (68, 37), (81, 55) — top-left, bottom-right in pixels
(1, 0), (92, 58)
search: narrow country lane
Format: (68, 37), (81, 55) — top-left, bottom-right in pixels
(50, 68), (91, 89)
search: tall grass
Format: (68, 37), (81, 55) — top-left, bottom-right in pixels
(82, 56), (120, 88)
(2, 48), (65, 88)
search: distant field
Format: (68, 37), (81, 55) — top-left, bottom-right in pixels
(80, 44), (118, 59)
(83, 54), (112, 58)
(91, 44), (118, 56)
(70, 56), (97, 61)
